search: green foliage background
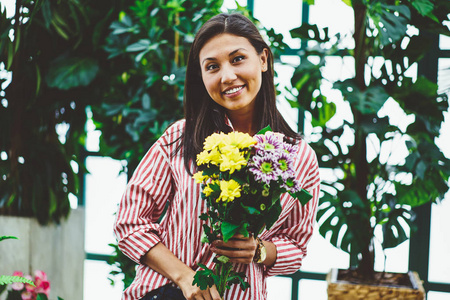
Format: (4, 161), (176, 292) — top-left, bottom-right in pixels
(287, 0), (450, 277)
(0, 0), (130, 224)
(1, 0), (449, 289)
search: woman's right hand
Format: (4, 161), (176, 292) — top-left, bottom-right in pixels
(141, 242), (221, 300)
(176, 269), (221, 300)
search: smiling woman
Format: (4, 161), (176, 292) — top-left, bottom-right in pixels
(113, 12), (320, 300)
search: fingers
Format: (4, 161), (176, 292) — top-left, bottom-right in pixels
(212, 247), (254, 263)
(211, 236), (257, 264)
(182, 286), (221, 300)
(210, 285), (222, 300)
(213, 235), (256, 249)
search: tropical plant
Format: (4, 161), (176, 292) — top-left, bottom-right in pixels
(286, 0), (450, 279)
(91, 0), (228, 173)
(0, 0), (127, 224)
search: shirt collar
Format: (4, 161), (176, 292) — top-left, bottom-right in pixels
(224, 114), (235, 132)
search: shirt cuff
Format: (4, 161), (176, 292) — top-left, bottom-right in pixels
(118, 229), (162, 264)
(264, 237), (304, 277)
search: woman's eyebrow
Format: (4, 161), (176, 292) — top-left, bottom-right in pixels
(201, 48), (247, 65)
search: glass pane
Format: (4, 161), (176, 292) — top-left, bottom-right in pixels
(85, 156), (127, 255)
(429, 198), (450, 284)
(222, 0), (247, 11)
(438, 58), (450, 95)
(439, 34), (450, 50)
(86, 107), (101, 152)
(428, 291), (450, 300)
(298, 279), (328, 300)
(267, 276), (292, 300)
(301, 225), (350, 273)
(276, 55), (300, 131)
(253, 0), (303, 49)
(430, 58), (450, 284)
(373, 226), (410, 273)
(0, 0), (15, 18)
(84, 259), (124, 300)
(309, 0), (354, 49)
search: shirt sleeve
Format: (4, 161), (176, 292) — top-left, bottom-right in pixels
(264, 142), (320, 276)
(113, 137), (174, 264)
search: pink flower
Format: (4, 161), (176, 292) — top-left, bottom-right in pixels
(21, 290), (33, 300)
(34, 270), (50, 296)
(24, 275), (34, 292)
(11, 271), (25, 291)
(34, 270), (48, 282)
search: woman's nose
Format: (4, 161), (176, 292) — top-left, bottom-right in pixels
(221, 65), (237, 84)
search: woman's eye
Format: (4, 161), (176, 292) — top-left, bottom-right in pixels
(233, 56), (245, 63)
(206, 64), (218, 71)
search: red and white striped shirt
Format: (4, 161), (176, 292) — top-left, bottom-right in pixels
(114, 119), (320, 300)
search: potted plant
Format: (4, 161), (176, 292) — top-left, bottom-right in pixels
(285, 0), (450, 297)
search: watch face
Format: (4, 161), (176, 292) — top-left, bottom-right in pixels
(254, 238), (266, 263)
(259, 244), (267, 263)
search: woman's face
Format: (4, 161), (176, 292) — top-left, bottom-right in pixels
(199, 33), (268, 116)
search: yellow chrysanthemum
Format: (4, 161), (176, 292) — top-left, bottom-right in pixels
(207, 148), (222, 165)
(193, 171), (209, 184)
(204, 133), (225, 151)
(223, 132), (256, 149)
(203, 184), (214, 197)
(219, 148), (247, 174)
(217, 179), (241, 203)
(197, 150), (210, 165)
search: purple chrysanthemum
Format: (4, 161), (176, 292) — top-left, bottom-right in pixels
(249, 153), (281, 184)
(277, 151), (296, 181)
(281, 177), (301, 193)
(253, 132), (284, 154)
(282, 142), (298, 155)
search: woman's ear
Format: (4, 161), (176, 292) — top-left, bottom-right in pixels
(260, 48), (269, 72)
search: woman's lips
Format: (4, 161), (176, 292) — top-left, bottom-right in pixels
(223, 85), (245, 96)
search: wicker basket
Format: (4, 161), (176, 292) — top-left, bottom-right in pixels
(326, 269), (425, 300)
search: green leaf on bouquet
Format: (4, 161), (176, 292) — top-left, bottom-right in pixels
(256, 125), (272, 135)
(221, 221), (241, 242)
(192, 264), (217, 290)
(200, 231), (209, 244)
(227, 271), (250, 291)
(203, 166), (220, 177)
(237, 222), (250, 238)
(290, 188), (313, 206)
(240, 203), (261, 215)
(216, 255), (230, 264)
(265, 204), (282, 230)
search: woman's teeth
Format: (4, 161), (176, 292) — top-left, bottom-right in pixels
(224, 86), (243, 94)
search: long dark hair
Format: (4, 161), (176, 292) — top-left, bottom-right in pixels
(181, 13), (300, 173)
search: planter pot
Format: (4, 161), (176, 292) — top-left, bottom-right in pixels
(326, 268), (425, 300)
(0, 208), (85, 300)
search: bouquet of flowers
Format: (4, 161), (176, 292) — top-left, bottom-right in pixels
(192, 126), (312, 296)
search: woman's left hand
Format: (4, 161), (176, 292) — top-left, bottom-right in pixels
(210, 234), (257, 264)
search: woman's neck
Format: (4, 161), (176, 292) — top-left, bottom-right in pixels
(226, 110), (257, 135)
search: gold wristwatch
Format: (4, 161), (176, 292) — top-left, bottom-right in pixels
(253, 237), (267, 264)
